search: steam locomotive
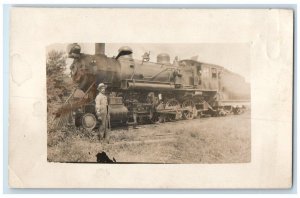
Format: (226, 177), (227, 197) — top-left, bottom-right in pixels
(59, 43), (250, 130)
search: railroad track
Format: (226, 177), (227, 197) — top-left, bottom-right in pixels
(106, 122), (183, 145)
(106, 110), (251, 146)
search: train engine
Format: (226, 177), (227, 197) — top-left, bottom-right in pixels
(58, 43), (248, 131)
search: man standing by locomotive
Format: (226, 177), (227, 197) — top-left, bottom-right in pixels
(95, 83), (109, 140)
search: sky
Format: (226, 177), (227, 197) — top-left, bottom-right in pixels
(47, 43), (250, 82)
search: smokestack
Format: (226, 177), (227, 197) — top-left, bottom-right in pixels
(95, 43), (105, 55)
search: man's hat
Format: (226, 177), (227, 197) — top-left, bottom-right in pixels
(97, 83), (107, 90)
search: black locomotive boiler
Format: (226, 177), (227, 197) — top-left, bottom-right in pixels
(58, 43), (250, 130)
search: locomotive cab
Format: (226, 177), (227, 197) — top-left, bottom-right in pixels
(178, 60), (222, 91)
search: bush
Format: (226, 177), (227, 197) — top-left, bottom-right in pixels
(46, 50), (72, 105)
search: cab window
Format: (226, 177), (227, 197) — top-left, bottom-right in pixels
(211, 68), (217, 78)
(202, 67), (210, 78)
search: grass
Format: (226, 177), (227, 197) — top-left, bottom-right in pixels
(47, 111), (251, 163)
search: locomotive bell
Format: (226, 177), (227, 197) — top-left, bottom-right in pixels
(157, 53), (170, 64)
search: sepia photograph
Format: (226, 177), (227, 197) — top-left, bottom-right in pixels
(47, 43), (251, 163)
(9, 8), (293, 188)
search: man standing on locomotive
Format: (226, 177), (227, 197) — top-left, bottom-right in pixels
(95, 83), (109, 140)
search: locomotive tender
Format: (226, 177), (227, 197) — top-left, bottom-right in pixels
(64, 43), (250, 130)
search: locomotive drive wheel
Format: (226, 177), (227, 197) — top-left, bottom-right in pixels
(182, 99), (197, 120)
(165, 99), (180, 109)
(165, 99), (180, 121)
(81, 113), (97, 131)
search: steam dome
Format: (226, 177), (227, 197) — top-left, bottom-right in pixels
(157, 53), (170, 64)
